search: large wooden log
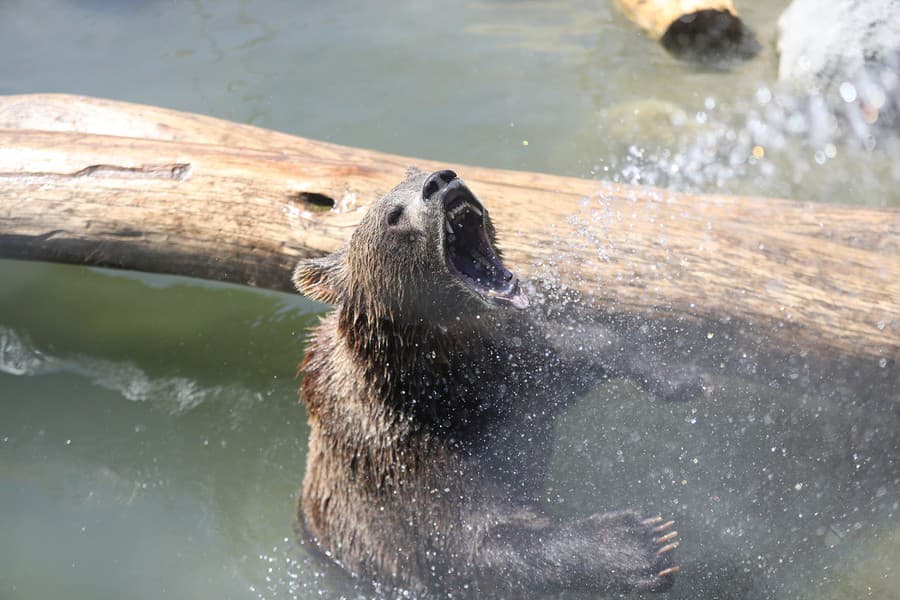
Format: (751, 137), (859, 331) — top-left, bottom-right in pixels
(611, 0), (759, 60)
(0, 94), (897, 372)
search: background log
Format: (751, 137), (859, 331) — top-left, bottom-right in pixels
(0, 94), (897, 371)
(611, 0), (759, 61)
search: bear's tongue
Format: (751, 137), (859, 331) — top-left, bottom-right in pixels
(443, 191), (528, 309)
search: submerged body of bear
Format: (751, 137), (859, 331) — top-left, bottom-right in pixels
(294, 170), (685, 595)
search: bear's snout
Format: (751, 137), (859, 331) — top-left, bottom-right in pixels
(422, 169), (458, 202)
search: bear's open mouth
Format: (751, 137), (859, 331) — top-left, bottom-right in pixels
(441, 182), (528, 309)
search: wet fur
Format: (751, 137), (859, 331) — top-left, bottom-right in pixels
(294, 171), (686, 595)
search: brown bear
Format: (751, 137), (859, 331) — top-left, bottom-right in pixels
(293, 169), (685, 596)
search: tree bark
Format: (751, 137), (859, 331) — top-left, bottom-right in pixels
(0, 94), (897, 370)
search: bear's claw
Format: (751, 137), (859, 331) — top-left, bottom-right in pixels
(657, 541), (679, 555)
(655, 530), (678, 544)
(652, 519), (675, 533)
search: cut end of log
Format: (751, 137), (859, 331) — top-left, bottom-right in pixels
(611, 0), (759, 65)
(660, 9), (760, 64)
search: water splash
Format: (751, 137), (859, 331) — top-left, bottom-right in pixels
(599, 67), (900, 206)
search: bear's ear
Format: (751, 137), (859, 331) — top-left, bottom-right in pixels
(292, 248), (347, 305)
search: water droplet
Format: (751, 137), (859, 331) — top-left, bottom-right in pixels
(839, 82), (857, 103)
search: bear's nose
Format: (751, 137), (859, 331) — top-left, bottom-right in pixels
(422, 170), (457, 202)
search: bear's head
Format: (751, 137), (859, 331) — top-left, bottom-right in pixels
(293, 169), (528, 323)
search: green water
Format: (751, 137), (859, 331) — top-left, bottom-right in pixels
(1, 1), (897, 598)
(0, 262), (328, 598)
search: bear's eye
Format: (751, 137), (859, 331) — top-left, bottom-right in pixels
(387, 206), (404, 227)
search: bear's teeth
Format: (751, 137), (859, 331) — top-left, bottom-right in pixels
(469, 204), (483, 217)
(445, 220), (454, 234)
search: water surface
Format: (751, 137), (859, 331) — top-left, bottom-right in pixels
(1, 1), (897, 598)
